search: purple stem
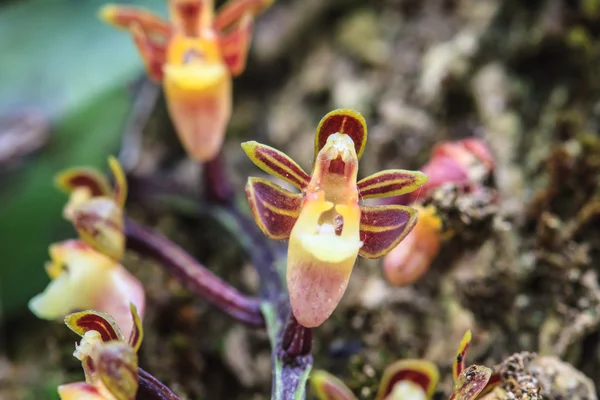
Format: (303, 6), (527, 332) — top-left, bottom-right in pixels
(137, 368), (180, 400)
(204, 151), (235, 204)
(124, 217), (265, 328)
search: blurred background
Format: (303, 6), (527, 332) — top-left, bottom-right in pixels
(1, 0), (600, 399)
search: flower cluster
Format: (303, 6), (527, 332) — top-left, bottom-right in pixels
(29, 158), (144, 335)
(310, 330), (500, 400)
(243, 109), (428, 327)
(101, 0), (274, 162)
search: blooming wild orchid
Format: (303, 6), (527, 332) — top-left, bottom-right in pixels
(29, 158), (145, 336)
(100, 0), (274, 162)
(243, 109), (428, 327)
(310, 358), (439, 400)
(58, 305), (143, 400)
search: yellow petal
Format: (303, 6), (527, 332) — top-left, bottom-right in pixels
(58, 382), (107, 400)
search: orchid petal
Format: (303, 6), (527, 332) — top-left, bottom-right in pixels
(241, 141), (311, 189)
(219, 12), (253, 76)
(58, 382), (106, 400)
(97, 342), (139, 400)
(287, 195), (362, 327)
(315, 109), (367, 161)
(215, 0), (274, 31)
(99, 4), (171, 36)
(164, 36), (232, 162)
(128, 22), (168, 82)
(310, 370), (358, 400)
(169, 0), (213, 36)
(382, 205), (442, 286)
(65, 309), (125, 342)
(376, 359), (439, 400)
(449, 365), (493, 400)
(359, 205), (417, 259)
(55, 167), (112, 198)
(127, 304), (144, 352)
(357, 169), (428, 199)
(245, 177), (302, 240)
(453, 330), (472, 382)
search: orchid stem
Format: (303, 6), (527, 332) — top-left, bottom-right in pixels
(137, 367), (181, 400)
(124, 217), (265, 328)
(204, 151), (235, 205)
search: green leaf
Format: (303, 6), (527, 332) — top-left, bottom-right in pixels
(0, 0), (165, 316)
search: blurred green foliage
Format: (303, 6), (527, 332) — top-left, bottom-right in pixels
(0, 0), (165, 316)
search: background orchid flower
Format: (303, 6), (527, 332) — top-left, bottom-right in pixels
(243, 109), (428, 327)
(28, 240), (145, 336)
(58, 305), (143, 400)
(383, 205), (443, 286)
(310, 358), (439, 400)
(56, 156), (127, 261)
(100, 0), (274, 162)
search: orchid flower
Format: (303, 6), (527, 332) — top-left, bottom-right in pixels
(56, 156), (127, 261)
(383, 205), (443, 286)
(100, 0), (274, 162)
(28, 240), (145, 336)
(58, 305), (143, 400)
(29, 158), (144, 334)
(243, 109), (428, 327)
(310, 359), (439, 400)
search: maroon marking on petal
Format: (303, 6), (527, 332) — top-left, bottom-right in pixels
(328, 157), (346, 175)
(358, 173), (418, 198)
(75, 314), (120, 342)
(381, 370), (431, 398)
(254, 149), (310, 189)
(176, 2), (202, 36)
(68, 175), (109, 197)
(317, 112), (366, 158)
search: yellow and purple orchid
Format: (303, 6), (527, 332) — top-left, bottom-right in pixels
(243, 109), (428, 327)
(310, 358), (439, 400)
(58, 305), (143, 400)
(100, 0), (274, 162)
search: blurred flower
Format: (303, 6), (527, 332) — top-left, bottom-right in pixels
(311, 330), (501, 400)
(56, 156), (127, 261)
(58, 305), (143, 400)
(311, 359), (439, 400)
(383, 205), (443, 286)
(28, 240), (145, 336)
(100, 0), (274, 162)
(243, 109), (427, 327)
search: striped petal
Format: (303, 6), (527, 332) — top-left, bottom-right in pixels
(108, 156), (127, 208)
(65, 309), (125, 342)
(359, 205), (417, 259)
(169, 0), (213, 36)
(315, 109), (367, 161)
(219, 12), (253, 76)
(310, 370), (358, 400)
(449, 365), (492, 400)
(376, 359), (439, 400)
(215, 0), (274, 31)
(245, 177), (302, 240)
(55, 167), (112, 198)
(357, 170), (428, 200)
(453, 330), (472, 382)
(241, 141), (310, 189)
